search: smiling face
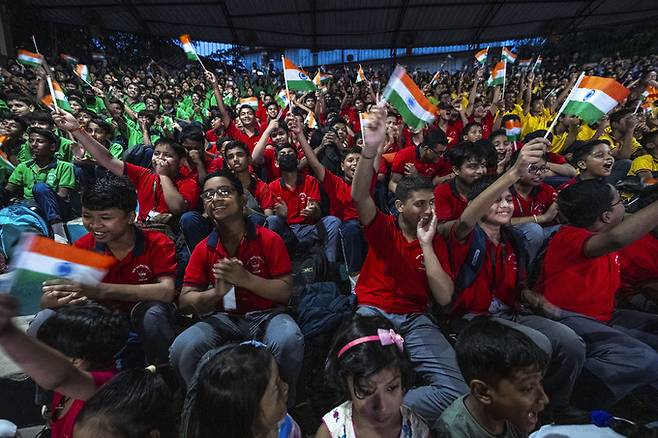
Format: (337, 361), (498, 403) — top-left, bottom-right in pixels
(86, 121), (109, 145)
(455, 158), (487, 185)
(81, 207), (134, 244)
(8, 99), (33, 117)
(341, 152), (360, 181)
(488, 368), (548, 434)
(578, 143), (614, 179)
(482, 188), (514, 226)
(463, 125), (483, 142)
(239, 107), (256, 127)
(202, 175), (244, 222)
(348, 367), (403, 428)
(491, 134), (512, 162)
(396, 188), (434, 229)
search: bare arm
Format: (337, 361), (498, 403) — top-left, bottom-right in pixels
(524, 72), (534, 115)
(252, 120), (278, 165)
(294, 120), (326, 182)
(158, 174), (188, 214)
(205, 71), (231, 128)
(466, 69), (483, 117)
(418, 213), (454, 306)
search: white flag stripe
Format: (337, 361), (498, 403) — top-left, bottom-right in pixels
(570, 87), (619, 114)
(385, 75), (435, 122)
(14, 252), (107, 283)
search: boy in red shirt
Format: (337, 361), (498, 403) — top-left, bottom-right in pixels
(32, 176), (177, 366)
(558, 140), (614, 191)
(537, 180), (658, 410)
(389, 128), (453, 193)
(266, 144), (340, 263)
(351, 107), (468, 427)
(170, 171), (303, 396)
(444, 138), (585, 422)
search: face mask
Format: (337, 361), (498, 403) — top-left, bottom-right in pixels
(278, 154), (298, 171)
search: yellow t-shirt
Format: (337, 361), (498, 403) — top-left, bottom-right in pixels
(628, 154), (658, 176)
(521, 110), (553, 139)
(550, 126), (597, 154)
(598, 128), (642, 156)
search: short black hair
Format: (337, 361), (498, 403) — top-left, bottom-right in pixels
(37, 304), (129, 370)
(501, 113), (521, 123)
(137, 110), (157, 123)
(524, 129), (552, 143)
(461, 122), (482, 139)
(455, 317), (548, 387)
(423, 128), (448, 148)
(489, 128), (506, 140)
(222, 140), (250, 158)
(82, 175), (138, 212)
(5, 115), (28, 132)
(179, 126), (206, 145)
(6, 93), (33, 106)
(88, 117), (114, 136)
(25, 111), (54, 126)
(394, 173), (433, 203)
(558, 179), (616, 228)
(609, 109), (631, 126)
(26, 127), (58, 146)
(341, 147), (362, 162)
(570, 139), (611, 165)
(640, 130), (658, 148)
(447, 140), (497, 169)
(202, 170), (245, 197)
(154, 137), (186, 159)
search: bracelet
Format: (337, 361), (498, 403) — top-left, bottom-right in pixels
(533, 214), (538, 224)
(361, 153), (376, 160)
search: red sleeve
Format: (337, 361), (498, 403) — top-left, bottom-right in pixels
(177, 176), (200, 210)
(256, 100), (268, 127)
(363, 210), (394, 242)
(123, 161), (152, 189)
(433, 235), (454, 278)
(446, 225), (475, 275)
(226, 121), (242, 140)
(149, 232), (177, 278)
(548, 152), (567, 164)
(183, 241), (211, 288)
(208, 156), (224, 173)
(262, 230), (292, 277)
(306, 175), (321, 201)
(391, 147), (412, 175)
(255, 181), (276, 210)
(205, 129), (218, 143)
(73, 233), (94, 249)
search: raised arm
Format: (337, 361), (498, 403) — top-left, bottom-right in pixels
(205, 71), (231, 128)
(352, 107), (386, 226)
(52, 110), (124, 176)
(252, 119), (278, 165)
(418, 213), (454, 306)
(466, 69), (483, 117)
(523, 72), (534, 115)
(293, 119), (326, 182)
(455, 138), (549, 241)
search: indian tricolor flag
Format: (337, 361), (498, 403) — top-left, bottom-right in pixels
(382, 65), (437, 130)
(502, 47), (517, 64)
(313, 71), (332, 86)
(282, 56), (315, 91)
(239, 97), (259, 110)
(305, 111), (318, 129)
(74, 64), (89, 83)
(474, 47), (488, 64)
(562, 75), (630, 124)
(430, 71), (441, 84)
(276, 89), (289, 108)
(487, 61), (506, 87)
(504, 119), (522, 141)
(60, 53), (79, 65)
(42, 79), (72, 111)
(519, 59), (531, 68)
(179, 34), (200, 61)
(17, 49), (44, 68)
(9, 234), (116, 313)
(356, 65), (367, 83)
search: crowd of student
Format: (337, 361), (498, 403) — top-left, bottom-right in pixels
(0, 48), (657, 438)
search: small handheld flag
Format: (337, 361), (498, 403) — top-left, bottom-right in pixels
(179, 34), (200, 62)
(519, 59), (531, 69)
(486, 61), (506, 88)
(561, 75), (630, 124)
(275, 89), (290, 109)
(356, 65), (367, 83)
(430, 71), (441, 85)
(504, 119), (522, 141)
(74, 64), (90, 83)
(282, 57), (315, 92)
(531, 56), (543, 72)
(59, 53), (79, 65)
(43, 78), (71, 112)
(17, 50), (44, 68)
(382, 65), (437, 130)
(475, 47), (489, 64)
(502, 47), (517, 64)
(239, 97), (259, 110)
(305, 111), (318, 129)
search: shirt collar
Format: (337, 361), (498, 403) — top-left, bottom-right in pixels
(206, 220), (258, 249)
(94, 226), (146, 256)
(27, 158), (58, 170)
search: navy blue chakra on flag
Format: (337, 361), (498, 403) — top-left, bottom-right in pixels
(407, 97), (416, 108)
(583, 90), (596, 101)
(298, 72), (309, 81)
(55, 261), (73, 277)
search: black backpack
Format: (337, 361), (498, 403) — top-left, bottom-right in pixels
(122, 143), (153, 169)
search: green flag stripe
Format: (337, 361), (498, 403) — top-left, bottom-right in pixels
(386, 89), (426, 130)
(563, 101), (605, 125)
(287, 80), (316, 92)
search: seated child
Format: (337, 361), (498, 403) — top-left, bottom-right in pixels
(0, 295), (129, 438)
(180, 341), (302, 438)
(316, 314), (431, 438)
(436, 317), (549, 437)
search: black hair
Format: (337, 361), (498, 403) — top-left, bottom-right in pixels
(6, 93), (33, 106)
(275, 143), (296, 155)
(489, 128), (506, 140)
(447, 141), (497, 169)
(6, 115), (28, 132)
(524, 129), (553, 143)
(558, 179), (616, 228)
(153, 137), (186, 159)
(461, 122), (482, 139)
(37, 304), (129, 370)
(144, 94), (160, 105)
(325, 314), (413, 400)
(179, 126), (206, 145)
(455, 317), (548, 387)
(501, 113), (521, 123)
(26, 127), (58, 147)
(137, 110), (156, 123)
(186, 344), (275, 438)
(467, 175), (499, 201)
(570, 139), (611, 165)
(88, 117), (114, 136)
(76, 368), (175, 438)
(423, 128), (448, 148)
(237, 104), (256, 115)
(640, 130), (658, 148)
(609, 109), (631, 127)
(530, 95), (544, 106)
(202, 170), (245, 197)
(82, 175), (138, 213)
(223, 140), (250, 159)
(394, 172), (434, 203)
(25, 111), (54, 126)
(341, 147), (362, 162)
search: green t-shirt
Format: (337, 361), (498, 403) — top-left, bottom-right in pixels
(17, 137), (74, 163)
(108, 142), (124, 159)
(87, 96), (107, 116)
(435, 395), (526, 438)
(8, 159), (76, 199)
(127, 101), (146, 114)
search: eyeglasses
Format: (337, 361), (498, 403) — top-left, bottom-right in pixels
(528, 166), (550, 175)
(609, 198), (624, 209)
(201, 186), (236, 200)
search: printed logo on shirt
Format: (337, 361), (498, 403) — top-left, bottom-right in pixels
(132, 264), (152, 282)
(245, 255), (265, 275)
(298, 192), (308, 208)
(416, 253), (426, 271)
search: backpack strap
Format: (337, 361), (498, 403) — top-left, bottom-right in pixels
(453, 224), (488, 294)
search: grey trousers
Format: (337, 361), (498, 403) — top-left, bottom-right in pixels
(458, 311), (586, 409)
(556, 309), (658, 407)
(169, 310), (304, 403)
(27, 301), (175, 366)
(356, 305), (468, 428)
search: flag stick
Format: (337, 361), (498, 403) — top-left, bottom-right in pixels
(358, 112), (367, 148)
(530, 56), (541, 73)
(31, 35), (40, 54)
(45, 75), (59, 112)
(196, 55), (208, 73)
(543, 71), (585, 139)
(281, 55), (294, 111)
(502, 60), (507, 97)
(633, 99), (643, 114)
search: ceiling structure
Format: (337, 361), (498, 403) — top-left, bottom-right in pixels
(21, 0), (658, 50)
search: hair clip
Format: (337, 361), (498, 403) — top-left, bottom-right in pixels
(337, 328), (405, 359)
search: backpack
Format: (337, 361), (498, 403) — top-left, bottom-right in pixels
(0, 204), (49, 260)
(452, 224), (528, 300)
(122, 143), (153, 169)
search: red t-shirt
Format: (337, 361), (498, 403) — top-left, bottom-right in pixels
(391, 146), (452, 180)
(183, 224), (292, 314)
(356, 211), (450, 314)
(446, 225), (522, 317)
(268, 174), (321, 225)
(434, 179), (468, 222)
(536, 225), (620, 322)
(340, 106), (360, 133)
(250, 176), (276, 210)
(49, 371), (115, 438)
(320, 169), (358, 222)
(510, 183), (556, 218)
(123, 162), (199, 222)
(226, 121), (263, 153)
(439, 120), (463, 146)
(468, 112), (494, 139)
(74, 228), (177, 312)
(619, 233), (658, 293)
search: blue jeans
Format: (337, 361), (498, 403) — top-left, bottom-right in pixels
(32, 182), (69, 224)
(512, 223), (561, 263)
(356, 305), (467, 427)
(169, 310), (304, 404)
(265, 215), (341, 263)
(339, 219), (367, 273)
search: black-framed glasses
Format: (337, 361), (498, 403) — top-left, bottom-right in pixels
(201, 186), (236, 200)
(528, 165), (550, 175)
(609, 198), (624, 209)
